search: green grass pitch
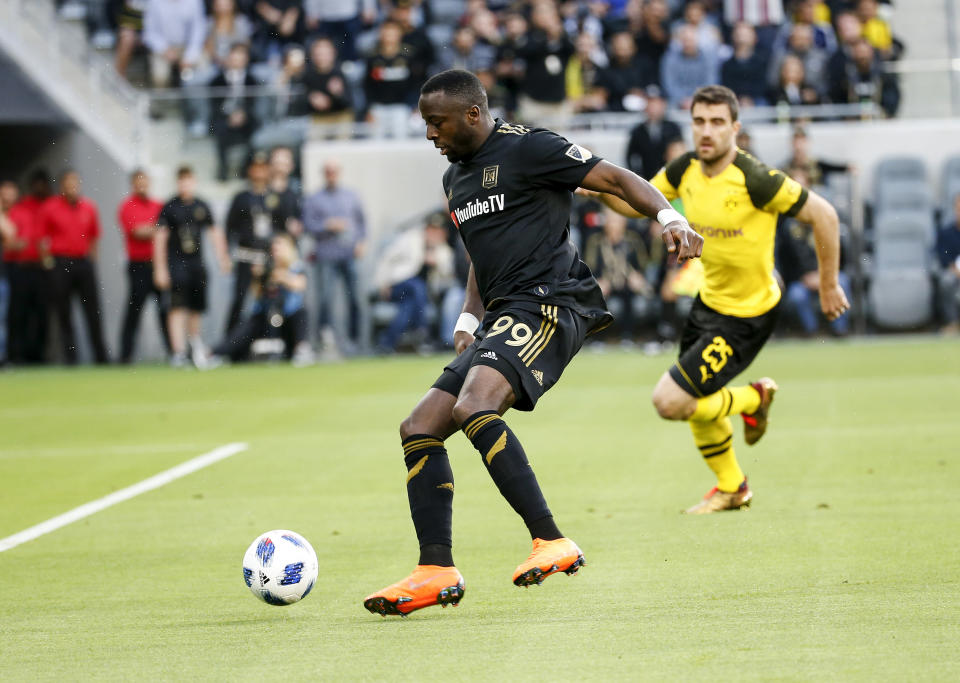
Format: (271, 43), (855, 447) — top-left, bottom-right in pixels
(1, 338), (958, 681)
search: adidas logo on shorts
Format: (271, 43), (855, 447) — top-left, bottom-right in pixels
(480, 351), (498, 360)
(531, 369), (544, 386)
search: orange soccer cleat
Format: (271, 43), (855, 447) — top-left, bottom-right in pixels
(512, 537), (585, 587)
(363, 565), (464, 617)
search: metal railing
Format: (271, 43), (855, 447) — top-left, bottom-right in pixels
(138, 84), (888, 142)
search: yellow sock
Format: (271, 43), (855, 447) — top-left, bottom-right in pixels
(690, 418), (744, 492)
(689, 385), (761, 422)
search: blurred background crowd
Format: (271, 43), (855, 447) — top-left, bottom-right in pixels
(3, 0), (958, 368)
(49, 0), (903, 172)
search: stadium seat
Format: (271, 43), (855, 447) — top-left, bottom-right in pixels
(868, 268), (934, 329)
(874, 156), (928, 195)
(872, 210), (936, 249)
(432, 0), (467, 24)
(874, 181), (934, 214)
(872, 238), (931, 269)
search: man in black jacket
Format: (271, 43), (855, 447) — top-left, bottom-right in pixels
(625, 86), (683, 180)
(210, 42), (260, 180)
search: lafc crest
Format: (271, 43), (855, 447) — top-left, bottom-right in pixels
(482, 165), (499, 189)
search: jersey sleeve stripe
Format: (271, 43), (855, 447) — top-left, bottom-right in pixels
(782, 187), (810, 217)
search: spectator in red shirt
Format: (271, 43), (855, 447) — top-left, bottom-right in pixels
(41, 170), (109, 364)
(4, 171), (50, 364)
(118, 169), (170, 363)
(0, 181), (20, 365)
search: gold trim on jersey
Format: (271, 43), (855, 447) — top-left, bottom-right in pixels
(519, 305), (558, 366)
(673, 362), (704, 397)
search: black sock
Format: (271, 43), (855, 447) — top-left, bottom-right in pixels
(418, 543), (454, 567)
(403, 434), (455, 567)
(527, 515), (562, 541)
(460, 411), (561, 541)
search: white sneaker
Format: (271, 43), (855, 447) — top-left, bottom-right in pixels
(291, 342), (316, 367)
(189, 339), (216, 370)
(317, 327), (342, 362)
(170, 353), (189, 368)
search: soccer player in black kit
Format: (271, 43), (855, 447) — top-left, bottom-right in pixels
(363, 70), (703, 617)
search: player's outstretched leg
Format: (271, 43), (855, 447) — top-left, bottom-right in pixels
(654, 373), (765, 514)
(364, 389), (465, 617)
(454, 367), (584, 587)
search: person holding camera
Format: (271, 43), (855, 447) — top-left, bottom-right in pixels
(213, 232), (312, 364)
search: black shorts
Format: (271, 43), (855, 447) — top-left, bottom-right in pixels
(432, 301), (589, 411)
(669, 296), (779, 398)
(169, 264), (206, 312)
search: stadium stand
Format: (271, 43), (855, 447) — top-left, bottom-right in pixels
(5, 0), (960, 364)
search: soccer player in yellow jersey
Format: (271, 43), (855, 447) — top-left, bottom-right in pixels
(596, 85), (850, 513)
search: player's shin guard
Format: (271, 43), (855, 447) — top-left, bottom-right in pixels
(690, 385), (761, 421)
(690, 417), (744, 492)
(403, 435), (454, 566)
(461, 410), (561, 541)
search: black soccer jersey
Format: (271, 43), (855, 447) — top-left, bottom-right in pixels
(226, 188), (301, 255)
(226, 190), (273, 251)
(442, 119), (611, 326)
(157, 197), (213, 267)
(267, 187), (301, 236)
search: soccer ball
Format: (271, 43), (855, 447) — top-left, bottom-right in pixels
(242, 530), (319, 606)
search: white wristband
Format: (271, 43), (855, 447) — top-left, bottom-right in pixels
(454, 312), (480, 336)
(657, 208), (684, 226)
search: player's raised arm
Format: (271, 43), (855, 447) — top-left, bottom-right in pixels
(453, 263), (484, 355)
(794, 190), (850, 321)
(580, 160), (703, 262)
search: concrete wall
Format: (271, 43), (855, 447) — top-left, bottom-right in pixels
(302, 117), (960, 250)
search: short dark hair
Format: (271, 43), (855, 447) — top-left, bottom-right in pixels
(176, 165), (194, 179)
(420, 69), (488, 112)
(130, 168), (147, 181)
(691, 85), (739, 122)
(28, 169), (51, 185)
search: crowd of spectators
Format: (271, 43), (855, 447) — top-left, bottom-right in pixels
(54, 0), (902, 177)
(3, 123), (959, 368)
(0, 144), (471, 366)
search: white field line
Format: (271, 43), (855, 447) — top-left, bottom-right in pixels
(0, 442), (248, 553)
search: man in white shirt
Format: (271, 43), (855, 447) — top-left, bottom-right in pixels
(143, 0), (207, 88)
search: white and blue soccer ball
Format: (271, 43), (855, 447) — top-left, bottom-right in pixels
(242, 530), (319, 606)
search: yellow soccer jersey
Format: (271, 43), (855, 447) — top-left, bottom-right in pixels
(652, 149), (808, 317)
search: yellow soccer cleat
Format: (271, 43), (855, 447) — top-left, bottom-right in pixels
(363, 565), (464, 617)
(684, 479), (753, 514)
(742, 377), (778, 445)
(512, 537), (585, 587)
